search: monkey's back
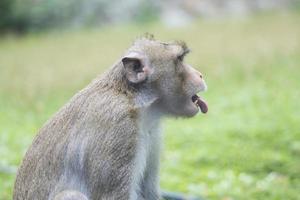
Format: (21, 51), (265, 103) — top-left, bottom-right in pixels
(13, 78), (139, 200)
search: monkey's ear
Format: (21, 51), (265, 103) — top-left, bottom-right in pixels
(122, 53), (150, 84)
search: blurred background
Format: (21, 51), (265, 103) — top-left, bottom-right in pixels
(0, 0), (300, 199)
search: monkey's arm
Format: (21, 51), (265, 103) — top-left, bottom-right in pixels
(161, 191), (203, 200)
(140, 130), (161, 200)
(141, 162), (160, 200)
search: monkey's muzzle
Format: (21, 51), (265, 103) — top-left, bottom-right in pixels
(192, 95), (208, 114)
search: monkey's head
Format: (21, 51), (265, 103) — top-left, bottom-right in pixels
(121, 37), (207, 117)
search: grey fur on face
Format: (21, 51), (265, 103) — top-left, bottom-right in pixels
(13, 36), (207, 200)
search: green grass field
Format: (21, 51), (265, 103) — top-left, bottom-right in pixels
(0, 12), (300, 200)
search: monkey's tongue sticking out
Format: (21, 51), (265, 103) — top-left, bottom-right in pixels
(192, 95), (208, 114)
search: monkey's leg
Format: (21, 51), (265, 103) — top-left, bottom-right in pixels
(53, 190), (89, 200)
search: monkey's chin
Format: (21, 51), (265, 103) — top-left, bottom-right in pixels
(180, 102), (199, 117)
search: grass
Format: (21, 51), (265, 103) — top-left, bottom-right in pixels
(0, 12), (300, 200)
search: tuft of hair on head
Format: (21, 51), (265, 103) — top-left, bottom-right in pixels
(143, 33), (155, 41)
(132, 33), (155, 46)
(174, 40), (189, 53)
(132, 33), (156, 47)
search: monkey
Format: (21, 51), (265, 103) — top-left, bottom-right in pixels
(13, 36), (208, 200)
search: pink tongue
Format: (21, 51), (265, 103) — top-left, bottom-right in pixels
(197, 97), (208, 114)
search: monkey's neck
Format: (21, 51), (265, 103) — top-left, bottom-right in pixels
(139, 105), (162, 130)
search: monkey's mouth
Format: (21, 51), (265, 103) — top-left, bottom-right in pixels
(192, 95), (208, 114)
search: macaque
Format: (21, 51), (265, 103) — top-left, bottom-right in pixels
(13, 36), (207, 200)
